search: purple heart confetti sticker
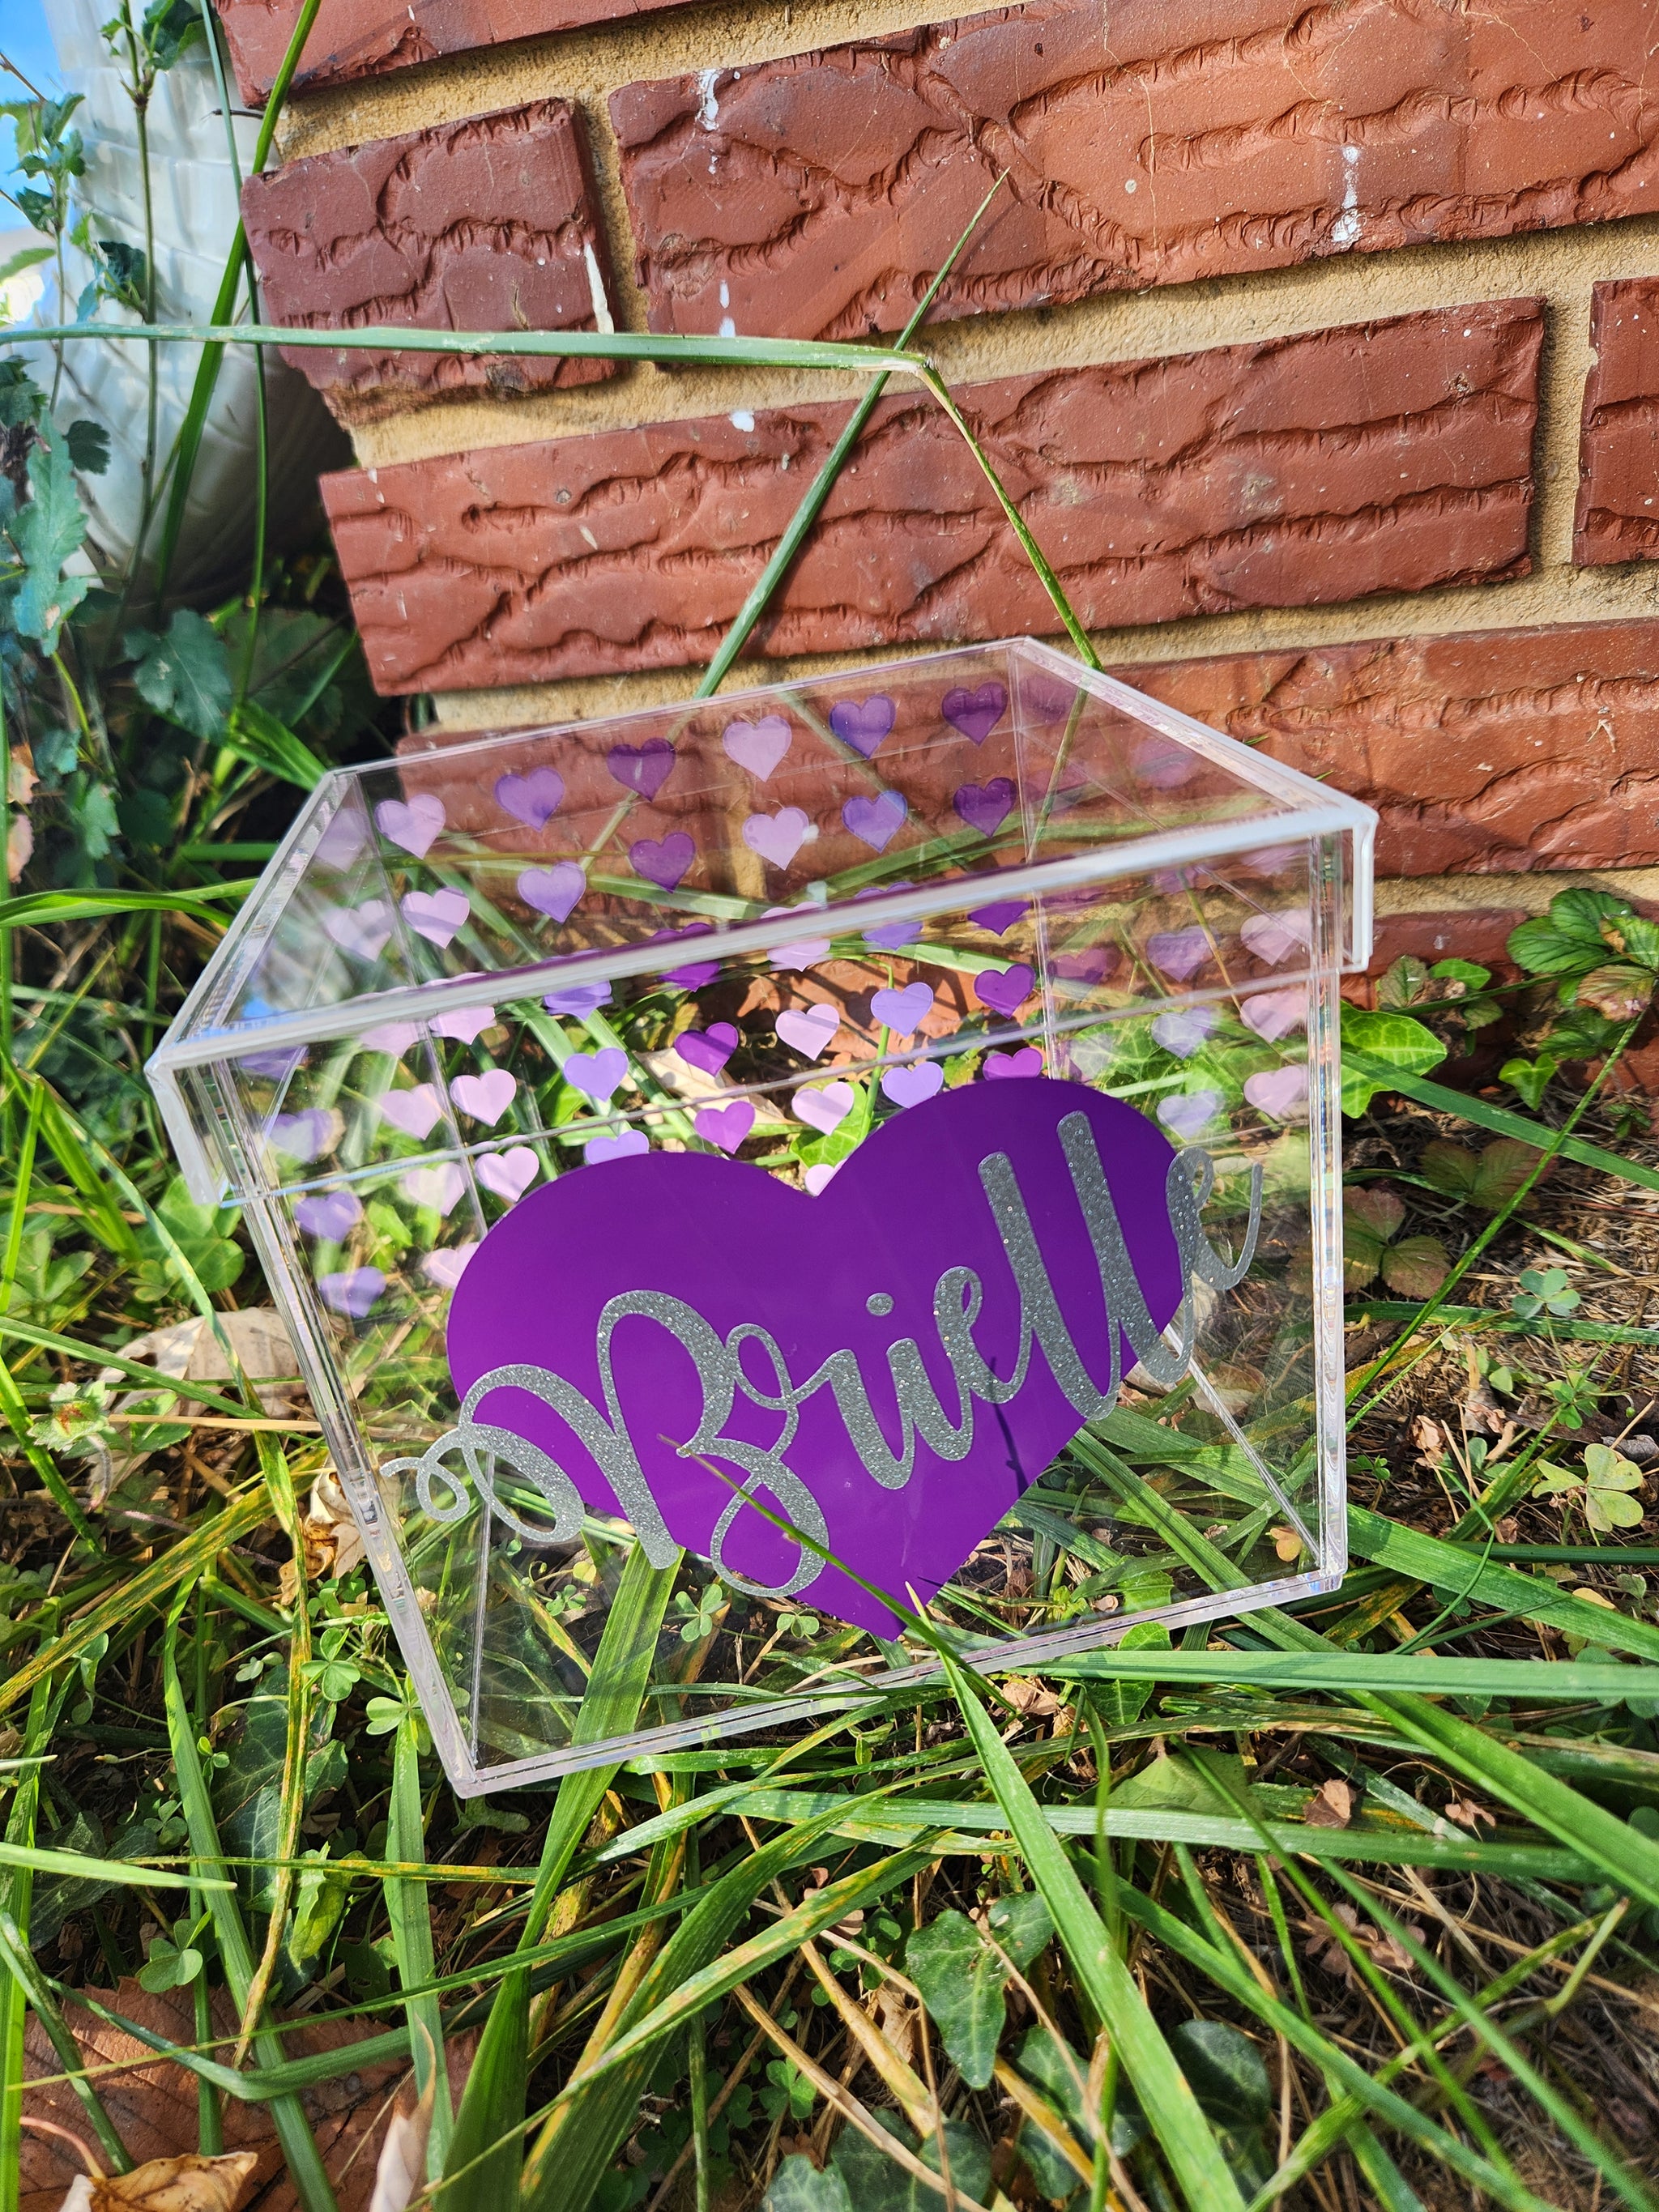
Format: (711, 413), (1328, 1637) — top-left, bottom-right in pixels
(1025, 677), (1077, 725)
(842, 792), (906, 852)
(829, 695), (896, 757)
(586, 1128), (650, 1167)
(742, 808), (811, 872)
(880, 1059), (945, 1109)
(295, 1190), (363, 1240)
(402, 889), (469, 948)
(941, 680), (1008, 744)
(453, 1069), (518, 1125)
(953, 777), (1015, 835)
(318, 1267), (385, 1319)
(267, 1109), (337, 1163)
(653, 923), (719, 989)
(766, 907), (832, 972)
(1147, 927), (1210, 982)
(422, 1242), (478, 1290)
(377, 1085), (442, 1141)
(478, 1148), (539, 1204)
(1151, 1006), (1218, 1059)
(795, 1080), (855, 1134)
(361, 1021), (420, 1057)
(566, 1048), (629, 1106)
(695, 1100), (756, 1154)
(630, 832), (695, 892)
(1157, 1090), (1222, 1141)
(1239, 843), (1301, 877)
(494, 765), (565, 827)
(519, 863), (586, 925)
(983, 1047), (1043, 1080)
(402, 1162), (466, 1215)
(544, 981), (612, 1018)
(608, 737), (676, 799)
(777, 1004), (838, 1060)
(723, 715), (792, 781)
(1053, 947), (1116, 987)
(1241, 909), (1313, 967)
(676, 1022), (739, 1076)
(430, 1003), (495, 1043)
(1132, 734), (1199, 791)
(870, 982), (933, 1035)
(241, 1043), (306, 1081)
(314, 810), (367, 871)
(864, 918), (922, 953)
(970, 897), (1029, 936)
(375, 792), (445, 857)
(803, 1161), (840, 1195)
(974, 963), (1035, 1016)
(1240, 987), (1307, 1042)
(324, 901), (392, 962)
(1244, 1065), (1308, 1119)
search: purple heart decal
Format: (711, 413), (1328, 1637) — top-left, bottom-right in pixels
(295, 1190), (364, 1240)
(865, 918), (923, 952)
(566, 1048), (629, 1106)
(1147, 928), (1210, 982)
(362, 1021), (420, 1057)
(974, 964), (1035, 1016)
(453, 1069), (518, 1126)
(953, 778), (1015, 835)
(828, 696), (896, 757)
(654, 923), (720, 989)
(422, 1242), (478, 1291)
(676, 1022), (740, 1076)
(318, 1267), (385, 1319)
(478, 1147), (539, 1204)
(544, 981), (612, 1018)
(1241, 987), (1307, 1042)
(1025, 677), (1077, 725)
(375, 793), (445, 857)
(804, 1161), (840, 1195)
(723, 715), (792, 781)
(870, 982), (933, 1036)
(795, 1081), (855, 1134)
(1244, 1066), (1308, 1120)
(880, 1059), (945, 1109)
(777, 1004), (839, 1060)
(495, 766), (565, 827)
(1053, 947), (1116, 987)
(241, 1043), (306, 1081)
(314, 810), (368, 871)
(1157, 1090), (1222, 1141)
(403, 889), (469, 948)
(267, 1109), (337, 1163)
(1151, 1006), (1218, 1059)
(431, 1003), (496, 1044)
(608, 738), (676, 799)
(324, 901), (392, 962)
(1132, 735), (1199, 791)
(630, 832), (695, 892)
(941, 681), (1008, 745)
(1241, 909), (1313, 968)
(766, 908), (832, 972)
(402, 1162), (465, 1215)
(742, 808), (810, 871)
(586, 1128), (650, 1167)
(842, 792), (906, 853)
(377, 1085), (442, 1141)
(984, 1047), (1043, 1080)
(520, 863), (586, 925)
(695, 1100), (756, 1154)
(444, 1080), (1195, 1634)
(970, 897), (1029, 936)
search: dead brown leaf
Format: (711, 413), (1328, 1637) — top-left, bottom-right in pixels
(1444, 1798), (1495, 1830)
(279, 1472), (368, 1605)
(1409, 1415), (1445, 1472)
(1002, 1677), (1061, 1718)
(1303, 1779), (1354, 1831)
(1269, 1526), (1303, 1563)
(60, 2150), (258, 2212)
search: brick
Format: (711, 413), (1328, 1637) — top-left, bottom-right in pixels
(322, 300), (1541, 693)
(1576, 278), (1659, 567)
(612, 0), (1659, 343)
(241, 102), (616, 422)
(212, 0), (684, 103)
(1126, 619), (1659, 876)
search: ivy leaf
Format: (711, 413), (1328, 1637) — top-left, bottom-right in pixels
(11, 432), (90, 650)
(1168, 2019), (1271, 2132)
(905, 1894), (1052, 2087)
(1499, 1051), (1557, 1110)
(1338, 1004), (1446, 1116)
(763, 2159), (852, 2212)
(128, 609), (232, 741)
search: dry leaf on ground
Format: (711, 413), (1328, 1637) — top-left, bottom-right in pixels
(279, 1470), (368, 1605)
(92, 1311), (309, 1502)
(1303, 1778), (1354, 1830)
(58, 2150), (258, 2212)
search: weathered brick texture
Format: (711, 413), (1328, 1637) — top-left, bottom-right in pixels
(323, 300), (1541, 694)
(1576, 278), (1659, 569)
(1128, 620), (1659, 876)
(612, 0), (1659, 343)
(241, 102), (616, 422)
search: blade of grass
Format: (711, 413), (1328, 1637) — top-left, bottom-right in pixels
(1350, 1301), (1659, 1349)
(1047, 1648), (1659, 1699)
(389, 1706), (452, 2180)
(0, 1908), (132, 2173)
(0, 1677), (61, 2212)
(0, 886), (253, 929)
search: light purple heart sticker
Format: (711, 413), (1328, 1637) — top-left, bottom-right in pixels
(1244, 1065), (1308, 1119)
(608, 738), (676, 799)
(974, 963), (1035, 1016)
(1151, 1006), (1218, 1059)
(478, 1148), (539, 1204)
(1026, 677), (1077, 725)
(544, 981), (612, 1018)
(403, 889), (469, 948)
(1132, 734), (1199, 791)
(495, 766), (565, 827)
(566, 1048), (629, 1105)
(402, 1162), (465, 1215)
(295, 1190), (363, 1240)
(318, 1267), (385, 1319)
(842, 792), (906, 852)
(804, 1161), (840, 1195)
(1053, 947), (1116, 987)
(422, 1242), (478, 1291)
(970, 897), (1029, 936)
(723, 715), (791, 781)
(630, 832), (695, 891)
(1241, 909), (1313, 967)
(586, 1128), (650, 1167)
(1157, 1090), (1222, 1141)
(865, 918), (922, 952)
(766, 907), (832, 972)
(742, 808), (810, 871)
(375, 793), (445, 857)
(870, 982), (933, 1035)
(881, 1059), (945, 1109)
(431, 1003), (495, 1043)
(520, 863), (586, 925)
(795, 1080), (855, 1133)
(1147, 928), (1210, 982)
(377, 1085), (441, 1141)
(777, 1004), (838, 1060)
(362, 1021), (420, 1057)
(655, 923), (720, 989)
(314, 810), (367, 871)
(324, 901), (392, 962)
(695, 1100), (756, 1154)
(453, 1069), (518, 1125)
(941, 681), (1007, 744)
(1241, 987), (1307, 1042)
(953, 778), (1014, 835)
(829, 696), (896, 757)
(241, 1044), (306, 1081)
(676, 1022), (739, 1076)
(983, 1047), (1043, 1080)
(267, 1109), (336, 1162)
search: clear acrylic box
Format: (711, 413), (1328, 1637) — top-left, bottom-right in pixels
(150, 640), (1375, 1796)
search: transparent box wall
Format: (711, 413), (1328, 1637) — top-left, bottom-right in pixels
(151, 641), (1375, 1795)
